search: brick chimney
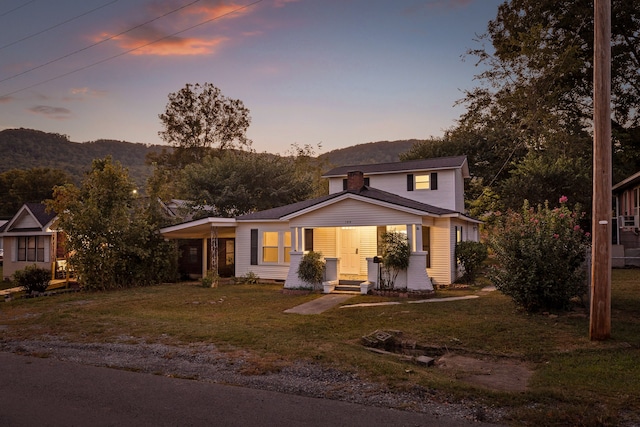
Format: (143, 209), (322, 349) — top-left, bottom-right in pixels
(346, 170), (365, 190)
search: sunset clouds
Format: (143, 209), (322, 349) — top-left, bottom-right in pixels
(103, 1), (257, 57)
(0, 0), (501, 152)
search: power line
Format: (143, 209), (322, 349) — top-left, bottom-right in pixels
(0, 0), (37, 18)
(0, 0), (120, 51)
(0, 0), (202, 85)
(0, 0), (263, 98)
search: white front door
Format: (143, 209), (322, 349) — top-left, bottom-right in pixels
(340, 227), (360, 275)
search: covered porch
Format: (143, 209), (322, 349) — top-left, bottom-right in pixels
(159, 218), (237, 279)
(283, 223), (433, 292)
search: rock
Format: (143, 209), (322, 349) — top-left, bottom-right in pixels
(415, 356), (435, 367)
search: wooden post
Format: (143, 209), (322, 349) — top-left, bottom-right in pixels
(589, 0), (612, 340)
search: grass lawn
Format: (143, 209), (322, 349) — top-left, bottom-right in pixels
(1, 269), (638, 426)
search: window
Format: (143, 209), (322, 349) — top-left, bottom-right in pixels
(262, 232), (279, 263)
(407, 173), (438, 191)
(17, 236), (45, 262)
(415, 174), (430, 190)
(283, 232), (291, 263)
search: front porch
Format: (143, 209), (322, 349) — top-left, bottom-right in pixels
(283, 224), (433, 292)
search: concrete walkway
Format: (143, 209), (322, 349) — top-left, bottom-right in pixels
(284, 294), (355, 314)
(284, 285), (497, 314)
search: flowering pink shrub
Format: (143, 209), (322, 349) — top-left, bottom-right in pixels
(488, 198), (590, 312)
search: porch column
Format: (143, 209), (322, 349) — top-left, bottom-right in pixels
(201, 238), (208, 278)
(296, 226), (304, 252)
(415, 224), (423, 252)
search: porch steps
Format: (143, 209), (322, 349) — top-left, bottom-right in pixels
(333, 280), (363, 294)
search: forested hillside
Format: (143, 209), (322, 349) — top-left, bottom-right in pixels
(0, 128), (164, 186)
(318, 139), (418, 167)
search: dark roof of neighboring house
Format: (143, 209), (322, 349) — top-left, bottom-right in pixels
(235, 186), (459, 221)
(24, 203), (57, 227)
(0, 220), (7, 233)
(613, 171), (640, 194)
(322, 156), (468, 177)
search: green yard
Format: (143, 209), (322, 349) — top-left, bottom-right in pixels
(1, 269), (638, 426)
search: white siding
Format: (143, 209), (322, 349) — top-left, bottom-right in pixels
(289, 198), (421, 228)
(235, 222), (290, 281)
(426, 218), (453, 286)
(329, 170), (461, 211)
(312, 227), (336, 258)
(359, 226), (378, 274)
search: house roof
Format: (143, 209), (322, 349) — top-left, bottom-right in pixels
(612, 171), (640, 194)
(322, 156), (469, 178)
(24, 203), (57, 227)
(0, 203), (57, 234)
(236, 186), (476, 222)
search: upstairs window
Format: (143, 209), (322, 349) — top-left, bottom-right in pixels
(407, 173), (438, 191)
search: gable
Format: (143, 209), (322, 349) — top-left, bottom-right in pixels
(287, 197), (423, 228)
(8, 209), (42, 231)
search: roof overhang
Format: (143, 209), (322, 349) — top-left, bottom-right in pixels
(612, 171), (640, 194)
(281, 193), (444, 221)
(160, 217), (237, 239)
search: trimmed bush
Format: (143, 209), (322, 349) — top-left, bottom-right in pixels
(379, 231), (410, 290)
(488, 198), (590, 312)
(13, 264), (51, 294)
(297, 251), (325, 289)
(455, 241), (488, 284)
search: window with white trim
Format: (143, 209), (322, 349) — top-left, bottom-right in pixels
(262, 232), (279, 263)
(260, 231), (291, 264)
(17, 236), (45, 262)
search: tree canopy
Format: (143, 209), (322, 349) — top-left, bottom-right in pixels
(48, 157), (176, 290)
(0, 167), (71, 217)
(158, 82), (252, 165)
(178, 149), (318, 218)
(404, 0), (640, 215)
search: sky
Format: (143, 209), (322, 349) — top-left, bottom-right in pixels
(0, 0), (503, 154)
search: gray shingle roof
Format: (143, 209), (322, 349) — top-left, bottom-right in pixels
(25, 203), (57, 227)
(322, 156), (468, 177)
(235, 186), (459, 221)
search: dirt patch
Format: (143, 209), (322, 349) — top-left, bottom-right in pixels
(437, 354), (533, 393)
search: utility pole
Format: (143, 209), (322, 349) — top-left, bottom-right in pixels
(589, 0), (611, 340)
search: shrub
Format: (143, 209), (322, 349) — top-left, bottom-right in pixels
(455, 241), (488, 284)
(488, 198), (590, 312)
(13, 264), (51, 294)
(237, 271), (259, 284)
(379, 231), (410, 290)
(297, 251), (325, 289)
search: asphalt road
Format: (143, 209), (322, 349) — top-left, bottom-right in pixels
(0, 352), (498, 427)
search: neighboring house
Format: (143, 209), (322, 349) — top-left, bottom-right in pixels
(612, 171), (640, 267)
(0, 219), (7, 261)
(161, 156), (481, 290)
(0, 203), (64, 280)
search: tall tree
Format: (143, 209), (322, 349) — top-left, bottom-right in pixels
(403, 0), (640, 215)
(460, 0), (639, 178)
(158, 82), (252, 165)
(49, 157), (176, 290)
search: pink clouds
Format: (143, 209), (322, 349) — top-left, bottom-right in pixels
(101, 0), (261, 57)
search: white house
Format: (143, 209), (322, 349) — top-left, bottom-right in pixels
(160, 156), (481, 290)
(0, 203), (62, 280)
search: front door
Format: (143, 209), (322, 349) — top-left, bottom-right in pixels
(340, 227), (360, 275)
